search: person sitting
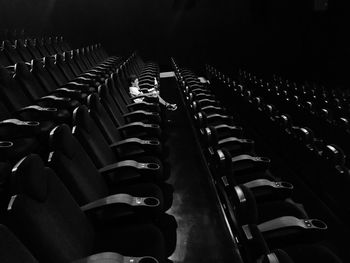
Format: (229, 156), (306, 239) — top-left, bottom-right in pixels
(129, 75), (177, 111)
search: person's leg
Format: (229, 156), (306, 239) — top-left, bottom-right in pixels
(157, 95), (177, 111)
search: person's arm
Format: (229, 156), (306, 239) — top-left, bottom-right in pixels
(129, 86), (143, 97)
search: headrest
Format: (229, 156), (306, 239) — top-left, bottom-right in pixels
(49, 124), (76, 159)
(86, 93), (101, 111)
(73, 49), (80, 57)
(105, 77), (113, 89)
(43, 56), (56, 68)
(0, 65), (13, 85)
(15, 39), (26, 48)
(3, 40), (13, 50)
(262, 249), (293, 263)
(323, 144), (346, 166)
(12, 154), (48, 202)
(234, 185), (258, 224)
(242, 224), (270, 261)
(214, 148), (232, 172)
(97, 84), (108, 98)
(31, 59), (44, 72)
(73, 106), (92, 133)
(55, 54), (65, 64)
(14, 62), (31, 77)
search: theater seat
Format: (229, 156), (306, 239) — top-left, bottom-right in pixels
(7, 154), (168, 262)
(0, 224), (38, 263)
(48, 124), (173, 209)
(98, 84), (163, 140)
(73, 105), (165, 163)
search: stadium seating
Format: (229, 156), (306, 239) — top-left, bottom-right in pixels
(169, 58), (349, 262)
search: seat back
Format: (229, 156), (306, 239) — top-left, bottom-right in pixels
(31, 59), (59, 93)
(14, 62), (47, 101)
(112, 71), (132, 105)
(72, 49), (88, 72)
(98, 84), (124, 127)
(34, 38), (50, 57)
(43, 37), (57, 56)
(15, 39), (34, 62)
(51, 37), (64, 54)
(0, 66), (33, 112)
(55, 53), (76, 81)
(80, 47), (94, 68)
(73, 105), (117, 168)
(25, 39), (42, 60)
(8, 154), (94, 263)
(48, 124), (109, 204)
(65, 50), (82, 76)
(3, 40), (23, 65)
(0, 224), (38, 263)
(87, 93), (122, 144)
(43, 56), (68, 87)
(0, 45), (12, 67)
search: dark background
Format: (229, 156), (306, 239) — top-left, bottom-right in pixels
(0, 0), (348, 87)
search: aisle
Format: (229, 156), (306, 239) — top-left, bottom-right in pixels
(159, 73), (235, 263)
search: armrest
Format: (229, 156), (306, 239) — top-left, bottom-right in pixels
(0, 119), (41, 138)
(127, 101), (161, 113)
(197, 98), (219, 106)
(38, 95), (70, 102)
(51, 88), (87, 103)
(218, 138), (255, 155)
(73, 77), (99, 87)
(139, 82), (154, 87)
(193, 93), (215, 101)
(201, 105), (226, 115)
(17, 105), (70, 123)
(139, 88), (152, 92)
(110, 138), (162, 156)
(243, 179), (294, 201)
(123, 110), (161, 124)
(81, 193), (159, 211)
(229, 154), (271, 174)
(117, 122), (162, 138)
(73, 252), (158, 263)
(78, 72), (97, 78)
(98, 160), (161, 182)
(244, 179), (293, 190)
(62, 82), (95, 92)
(257, 216), (327, 233)
(37, 95), (79, 110)
(54, 87), (81, 94)
(207, 113), (234, 125)
(191, 88), (211, 94)
(214, 124), (243, 138)
(131, 93), (155, 100)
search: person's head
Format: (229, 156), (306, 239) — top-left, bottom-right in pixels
(128, 74), (139, 86)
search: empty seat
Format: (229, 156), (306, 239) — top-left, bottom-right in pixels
(7, 154), (167, 262)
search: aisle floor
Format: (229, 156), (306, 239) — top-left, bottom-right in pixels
(159, 75), (235, 262)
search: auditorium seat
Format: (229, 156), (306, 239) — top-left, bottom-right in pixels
(72, 106), (168, 179)
(48, 124), (173, 208)
(0, 224), (38, 263)
(98, 84), (163, 140)
(7, 154), (168, 262)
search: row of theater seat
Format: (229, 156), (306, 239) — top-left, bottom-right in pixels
(0, 36), (177, 262)
(170, 58), (346, 262)
(0, 36), (72, 66)
(206, 66), (350, 224)
(238, 71), (350, 168)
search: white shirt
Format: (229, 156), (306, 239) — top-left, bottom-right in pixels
(129, 86), (144, 103)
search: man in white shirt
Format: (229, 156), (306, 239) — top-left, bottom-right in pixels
(129, 75), (177, 111)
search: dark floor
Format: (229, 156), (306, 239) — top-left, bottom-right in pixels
(159, 75), (236, 262)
